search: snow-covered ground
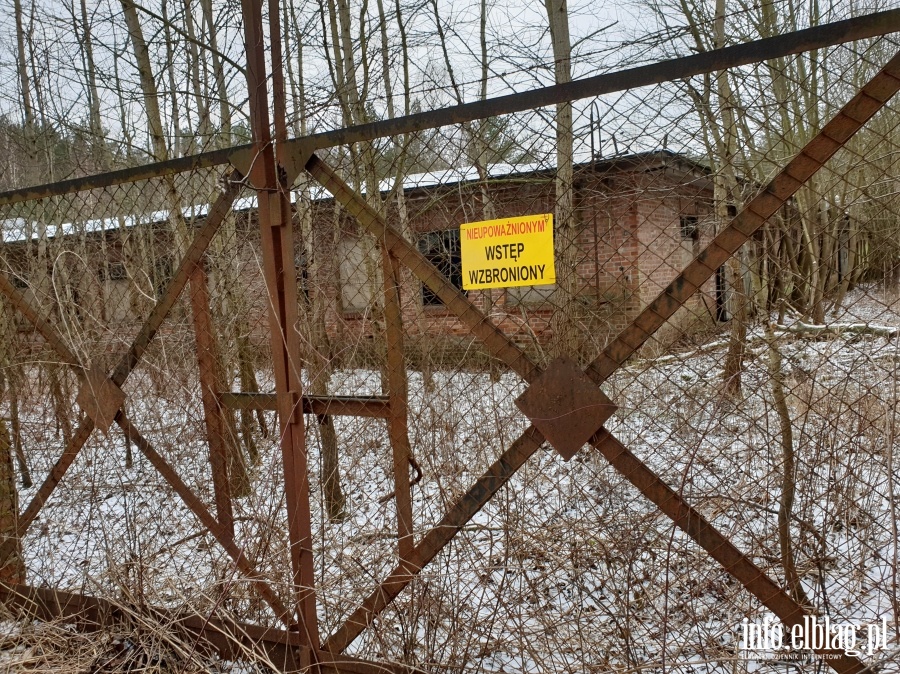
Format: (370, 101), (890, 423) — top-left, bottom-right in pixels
(9, 286), (900, 673)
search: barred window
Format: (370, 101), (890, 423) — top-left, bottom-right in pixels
(418, 229), (463, 306)
(680, 215), (699, 242)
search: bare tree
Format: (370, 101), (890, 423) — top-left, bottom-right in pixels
(544, 0), (577, 357)
(120, 0), (251, 505)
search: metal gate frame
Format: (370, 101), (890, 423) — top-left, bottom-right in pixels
(297, 51), (900, 673)
(0, 9), (898, 673)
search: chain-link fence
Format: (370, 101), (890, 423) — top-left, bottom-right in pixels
(0, 23), (899, 674)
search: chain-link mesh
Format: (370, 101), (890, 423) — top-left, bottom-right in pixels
(0, 166), (288, 622)
(0, 30), (899, 674)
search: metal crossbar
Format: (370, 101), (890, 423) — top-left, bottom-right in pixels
(304, 48), (900, 674)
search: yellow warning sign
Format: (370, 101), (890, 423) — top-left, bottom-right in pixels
(461, 213), (556, 290)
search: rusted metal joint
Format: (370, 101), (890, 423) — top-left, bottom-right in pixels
(514, 356), (617, 461)
(75, 367), (126, 434)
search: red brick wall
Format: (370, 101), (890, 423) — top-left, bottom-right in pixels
(311, 158), (715, 362)
(9, 154), (717, 366)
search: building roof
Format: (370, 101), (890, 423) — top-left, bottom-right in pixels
(1, 150), (711, 244)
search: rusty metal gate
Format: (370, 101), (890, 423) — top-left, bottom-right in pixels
(0, 6), (900, 673)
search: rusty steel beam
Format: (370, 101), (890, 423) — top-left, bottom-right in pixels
(287, 9), (900, 158)
(0, 584), (410, 674)
(239, 0), (319, 656)
(306, 154), (540, 383)
(323, 51), (900, 664)
(381, 248), (416, 563)
(17, 417), (94, 534)
(0, 151), (233, 206)
(2, 10), (898, 206)
(0, 584), (298, 663)
(220, 392), (392, 418)
(0, 272), (92, 536)
(188, 258), (236, 537)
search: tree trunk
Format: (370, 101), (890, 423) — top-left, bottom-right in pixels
(297, 168), (347, 520)
(120, 0), (169, 163)
(122, 0), (250, 497)
(182, 0), (212, 150)
(766, 324), (812, 608)
(714, 0), (746, 398)
(544, 0), (576, 358)
(0, 418), (24, 586)
(199, 0), (231, 145)
(9, 388), (30, 488)
(79, 0), (106, 168)
(13, 0), (34, 128)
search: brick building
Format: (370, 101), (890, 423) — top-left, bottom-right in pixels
(2, 150), (720, 365)
(313, 150), (719, 363)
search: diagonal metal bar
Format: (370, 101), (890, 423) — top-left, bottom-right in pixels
(305, 154), (540, 383)
(114, 413), (294, 627)
(0, 170), (243, 534)
(323, 426), (545, 652)
(589, 431), (867, 674)
(0, 173), (298, 632)
(109, 170), (244, 387)
(328, 420), (869, 673)
(321, 50), (900, 665)
(0, 264), (92, 534)
(584, 52), (900, 387)
(0, 175), (290, 615)
(17, 418), (94, 534)
(7, 171), (234, 531)
(0, 274), (82, 369)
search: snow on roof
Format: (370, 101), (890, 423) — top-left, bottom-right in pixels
(1, 153), (689, 244)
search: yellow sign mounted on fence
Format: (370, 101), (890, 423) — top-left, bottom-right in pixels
(460, 213), (556, 290)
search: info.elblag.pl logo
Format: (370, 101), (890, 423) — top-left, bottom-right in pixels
(739, 615), (891, 659)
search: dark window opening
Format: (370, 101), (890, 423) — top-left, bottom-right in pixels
(296, 251), (310, 302)
(418, 229), (463, 306)
(680, 215), (699, 242)
(715, 265), (729, 322)
(110, 262), (127, 280)
(100, 262), (127, 282)
(70, 286), (84, 320)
